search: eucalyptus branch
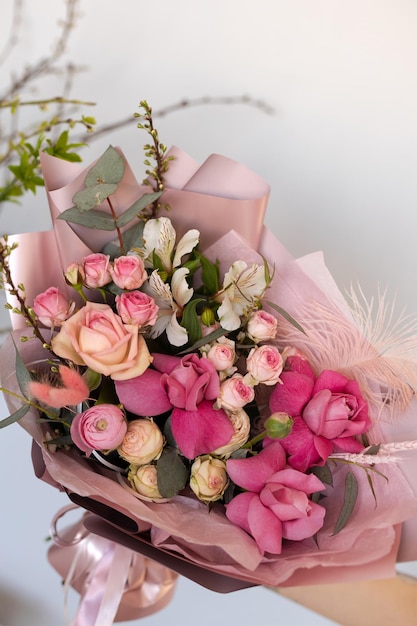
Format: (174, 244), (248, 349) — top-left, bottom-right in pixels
(81, 95), (276, 143)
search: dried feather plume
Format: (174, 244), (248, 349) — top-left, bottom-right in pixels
(275, 286), (417, 417)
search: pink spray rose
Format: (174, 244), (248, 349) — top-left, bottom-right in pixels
(117, 418), (164, 465)
(51, 301), (152, 381)
(70, 404), (127, 455)
(217, 374), (255, 411)
(114, 353), (235, 460)
(246, 310), (278, 342)
(82, 253), (112, 288)
(115, 291), (159, 326)
(226, 441), (326, 555)
(33, 287), (74, 327)
(110, 255), (147, 290)
(246, 345), (283, 385)
(269, 364), (370, 472)
(206, 338), (236, 372)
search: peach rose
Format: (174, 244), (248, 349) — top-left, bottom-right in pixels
(206, 338), (236, 372)
(190, 455), (229, 503)
(128, 464), (163, 500)
(51, 301), (152, 381)
(117, 418), (164, 465)
(217, 374), (255, 411)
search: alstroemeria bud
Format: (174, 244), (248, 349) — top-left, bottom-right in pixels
(265, 412), (293, 439)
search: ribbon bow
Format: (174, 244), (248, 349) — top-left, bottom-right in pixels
(48, 505), (178, 626)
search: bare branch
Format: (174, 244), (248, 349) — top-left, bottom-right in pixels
(0, 0), (24, 67)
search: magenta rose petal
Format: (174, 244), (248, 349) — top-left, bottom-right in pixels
(226, 441), (286, 492)
(279, 417), (326, 472)
(115, 369), (171, 416)
(282, 501), (326, 541)
(247, 494), (283, 555)
(152, 353), (181, 374)
(269, 371), (315, 416)
(170, 401), (235, 459)
(225, 491), (255, 535)
(332, 435), (366, 453)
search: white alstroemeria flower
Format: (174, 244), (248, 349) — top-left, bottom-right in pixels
(144, 269), (193, 346)
(142, 217), (199, 272)
(216, 261), (267, 331)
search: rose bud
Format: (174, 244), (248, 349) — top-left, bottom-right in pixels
(211, 408), (251, 457)
(128, 464), (164, 500)
(70, 404), (127, 455)
(33, 286), (74, 327)
(110, 254), (147, 290)
(246, 310), (278, 342)
(64, 263), (85, 287)
(82, 253), (112, 288)
(217, 374), (255, 411)
(190, 455), (229, 503)
(265, 412), (293, 439)
(117, 418), (164, 465)
(246, 345), (283, 385)
(115, 291), (159, 326)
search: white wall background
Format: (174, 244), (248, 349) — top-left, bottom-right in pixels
(1, 1), (417, 624)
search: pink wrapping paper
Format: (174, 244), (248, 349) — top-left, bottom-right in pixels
(2, 147), (417, 591)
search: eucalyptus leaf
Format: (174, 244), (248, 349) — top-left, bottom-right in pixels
(333, 470), (358, 535)
(14, 340), (33, 395)
(157, 447), (189, 498)
(116, 191), (163, 227)
(309, 463), (333, 487)
(43, 434), (73, 446)
(73, 183), (118, 211)
(265, 300), (306, 335)
(58, 207), (116, 230)
(179, 326), (228, 354)
(85, 145), (125, 186)
(0, 403), (29, 429)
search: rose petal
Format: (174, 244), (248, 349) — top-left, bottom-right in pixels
(247, 494), (283, 555)
(282, 500), (326, 541)
(115, 368), (172, 416)
(226, 441), (286, 492)
(170, 400), (235, 459)
(269, 371), (315, 416)
(279, 417), (331, 472)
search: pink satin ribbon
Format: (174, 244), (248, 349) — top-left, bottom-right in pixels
(48, 505), (178, 625)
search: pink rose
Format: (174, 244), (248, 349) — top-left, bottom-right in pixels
(110, 255), (147, 290)
(33, 287), (74, 327)
(246, 310), (278, 341)
(226, 441), (326, 555)
(51, 301), (152, 381)
(246, 345), (283, 385)
(116, 291), (159, 326)
(161, 353), (220, 411)
(117, 418), (164, 465)
(269, 366), (370, 472)
(70, 404), (127, 455)
(217, 374), (255, 411)
(115, 353), (235, 460)
(82, 253), (112, 288)
(206, 338), (236, 371)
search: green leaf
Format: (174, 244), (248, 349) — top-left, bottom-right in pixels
(58, 207), (116, 230)
(0, 403), (30, 429)
(181, 298), (206, 345)
(179, 326), (228, 354)
(199, 253), (219, 294)
(333, 470), (358, 535)
(157, 447), (189, 498)
(14, 340), (33, 396)
(115, 191), (163, 227)
(85, 145), (125, 186)
(72, 183), (119, 211)
(309, 463), (333, 487)
(265, 300), (306, 334)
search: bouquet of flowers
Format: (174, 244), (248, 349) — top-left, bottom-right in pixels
(2, 101), (417, 625)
